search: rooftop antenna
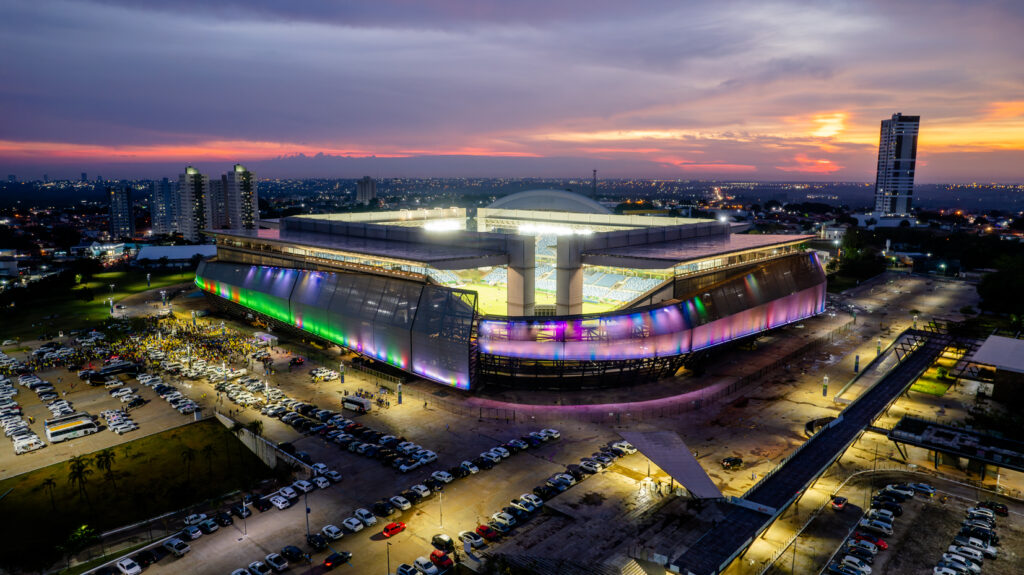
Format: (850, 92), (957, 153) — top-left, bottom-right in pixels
(592, 169), (597, 197)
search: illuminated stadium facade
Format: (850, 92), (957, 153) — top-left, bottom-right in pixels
(197, 191), (826, 391)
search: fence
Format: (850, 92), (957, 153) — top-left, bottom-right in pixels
(401, 320), (855, 426)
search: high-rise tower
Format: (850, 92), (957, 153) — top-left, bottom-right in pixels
(177, 166), (211, 242)
(356, 176), (377, 205)
(150, 177), (178, 235)
(225, 164), (258, 229)
(873, 113), (920, 215)
(107, 183), (134, 239)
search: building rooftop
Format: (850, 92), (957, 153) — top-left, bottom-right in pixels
(584, 233), (814, 269)
(970, 335), (1024, 374)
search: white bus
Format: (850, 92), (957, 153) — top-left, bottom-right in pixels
(44, 413), (99, 443)
(341, 395), (372, 414)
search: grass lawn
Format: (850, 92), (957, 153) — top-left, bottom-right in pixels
(1, 269), (194, 341)
(826, 274), (861, 293)
(464, 282), (618, 316)
(0, 418), (274, 572)
(911, 372), (954, 396)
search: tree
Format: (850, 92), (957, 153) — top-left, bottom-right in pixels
(158, 256), (169, 269)
(103, 470), (124, 489)
(40, 476), (58, 511)
(201, 444), (216, 477)
(246, 419), (264, 437)
(181, 446), (197, 482)
(93, 448), (116, 474)
(67, 456), (94, 501)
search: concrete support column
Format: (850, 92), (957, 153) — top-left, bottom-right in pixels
(556, 236), (584, 316)
(506, 236), (535, 316)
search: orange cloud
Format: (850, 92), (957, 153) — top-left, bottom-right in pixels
(985, 101), (1024, 120)
(0, 139), (543, 162)
(775, 153), (843, 173)
(810, 113), (846, 138)
(655, 156), (757, 172)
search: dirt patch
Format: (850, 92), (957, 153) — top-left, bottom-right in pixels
(579, 491), (607, 506)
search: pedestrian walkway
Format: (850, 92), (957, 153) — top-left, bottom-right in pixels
(670, 330), (950, 575)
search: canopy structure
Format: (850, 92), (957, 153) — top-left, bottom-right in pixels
(618, 430), (723, 499)
(971, 335), (1024, 374)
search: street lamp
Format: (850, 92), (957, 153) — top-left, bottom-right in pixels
(109, 283), (115, 293)
(386, 541), (392, 575)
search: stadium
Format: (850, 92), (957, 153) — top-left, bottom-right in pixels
(196, 190), (826, 391)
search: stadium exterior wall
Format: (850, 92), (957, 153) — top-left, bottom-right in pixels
(195, 252), (825, 391)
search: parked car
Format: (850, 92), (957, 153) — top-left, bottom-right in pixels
(322, 524), (344, 540)
(383, 521), (407, 537)
(977, 501), (1009, 517)
(265, 553), (288, 572)
(721, 457), (743, 470)
(323, 551), (353, 570)
(306, 533), (328, 551)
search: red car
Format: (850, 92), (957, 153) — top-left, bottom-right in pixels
(382, 522), (406, 537)
(475, 524), (499, 540)
(852, 532), (888, 550)
(429, 550), (453, 568)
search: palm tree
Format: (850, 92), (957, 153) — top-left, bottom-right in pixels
(200, 444), (216, 477)
(122, 444), (133, 461)
(181, 446), (197, 482)
(67, 463), (94, 501)
(94, 448), (116, 474)
(40, 477), (58, 510)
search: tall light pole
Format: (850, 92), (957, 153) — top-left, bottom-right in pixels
(439, 490), (444, 528)
(304, 489), (311, 537)
(386, 541), (392, 575)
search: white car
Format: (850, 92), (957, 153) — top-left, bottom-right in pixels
(431, 471), (453, 484)
(355, 508), (377, 526)
(115, 557), (142, 575)
(416, 450), (438, 463)
(491, 512), (516, 527)
(312, 476), (330, 489)
(491, 446), (510, 458)
(321, 524), (344, 540)
(342, 517), (365, 532)
(269, 495), (290, 510)
(579, 460), (602, 474)
(279, 486), (298, 499)
(292, 480), (314, 493)
(411, 484), (431, 499)
(183, 513), (207, 526)
(480, 451), (502, 463)
(311, 462), (329, 475)
(540, 428), (560, 439)
(413, 557), (438, 575)
(613, 441), (637, 454)
(459, 530), (486, 548)
(884, 484), (915, 498)
(461, 460), (479, 474)
(390, 495), (412, 511)
(520, 493), (544, 508)
(325, 470), (343, 482)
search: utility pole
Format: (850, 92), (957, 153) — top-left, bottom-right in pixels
(304, 489), (311, 537)
(386, 541), (392, 575)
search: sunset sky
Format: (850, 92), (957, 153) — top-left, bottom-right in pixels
(2, 0), (1023, 181)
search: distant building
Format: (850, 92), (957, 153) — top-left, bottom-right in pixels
(873, 113), (920, 215)
(6, 175), (14, 183)
(177, 166), (212, 242)
(150, 177), (179, 235)
(107, 183), (134, 239)
(225, 164), (258, 230)
(208, 176), (230, 229)
(356, 176), (377, 205)
(135, 244), (217, 266)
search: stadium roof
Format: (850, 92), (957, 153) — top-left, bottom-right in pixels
(583, 233), (814, 269)
(136, 244), (217, 261)
(488, 189), (610, 214)
(971, 335), (1024, 374)
(212, 228), (508, 269)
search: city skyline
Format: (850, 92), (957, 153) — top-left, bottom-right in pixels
(2, 1), (1023, 182)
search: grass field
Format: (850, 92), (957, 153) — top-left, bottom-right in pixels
(464, 282), (618, 315)
(1, 269), (193, 341)
(0, 418), (274, 572)
(910, 348), (962, 396)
